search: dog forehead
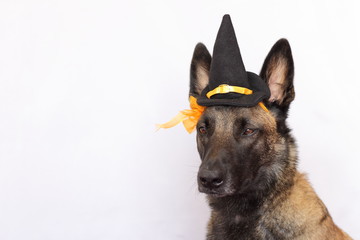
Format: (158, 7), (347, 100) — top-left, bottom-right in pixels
(203, 105), (275, 129)
(204, 106), (247, 121)
(204, 106), (256, 121)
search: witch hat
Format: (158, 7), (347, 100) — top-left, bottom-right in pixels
(197, 15), (270, 107)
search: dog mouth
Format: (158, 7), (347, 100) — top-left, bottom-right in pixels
(198, 187), (233, 198)
(207, 192), (228, 198)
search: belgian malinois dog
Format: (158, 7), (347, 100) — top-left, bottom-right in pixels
(189, 39), (352, 239)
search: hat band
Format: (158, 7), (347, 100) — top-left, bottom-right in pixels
(206, 84), (253, 99)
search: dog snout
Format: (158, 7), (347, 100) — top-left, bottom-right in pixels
(198, 169), (224, 189)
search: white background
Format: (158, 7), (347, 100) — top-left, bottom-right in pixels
(0, 1), (359, 239)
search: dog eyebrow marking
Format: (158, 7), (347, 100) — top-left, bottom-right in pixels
(235, 117), (249, 128)
(234, 215), (243, 224)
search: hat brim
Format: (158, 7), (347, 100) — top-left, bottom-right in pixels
(197, 72), (270, 107)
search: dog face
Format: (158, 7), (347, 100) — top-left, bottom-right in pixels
(196, 105), (279, 197)
(190, 40), (295, 197)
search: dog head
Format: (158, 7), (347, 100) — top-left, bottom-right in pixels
(190, 39), (296, 197)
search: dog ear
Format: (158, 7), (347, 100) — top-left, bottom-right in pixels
(189, 43), (212, 97)
(260, 39), (295, 114)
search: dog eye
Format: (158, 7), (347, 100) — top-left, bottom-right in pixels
(198, 126), (207, 134)
(242, 128), (257, 136)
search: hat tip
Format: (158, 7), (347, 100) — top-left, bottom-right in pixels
(223, 14), (231, 19)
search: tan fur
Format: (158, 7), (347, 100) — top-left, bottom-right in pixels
(255, 106), (352, 239)
(266, 58), (288, 103)
(195, 66), (210, 95)
(250, 105), (277, 133)
(260, 172), (352, 240)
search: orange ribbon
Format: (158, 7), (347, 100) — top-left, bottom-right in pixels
(157, 97), (269, 134)
(156, 96), (206, 133)
(258, 101), (269, 112)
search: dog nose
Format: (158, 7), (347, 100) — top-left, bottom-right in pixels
(198, 169), (224, 189)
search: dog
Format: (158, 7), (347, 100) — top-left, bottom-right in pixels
(189, 38), (352, 239)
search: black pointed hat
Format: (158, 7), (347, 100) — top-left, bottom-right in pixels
(197, 15), (270, 107)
